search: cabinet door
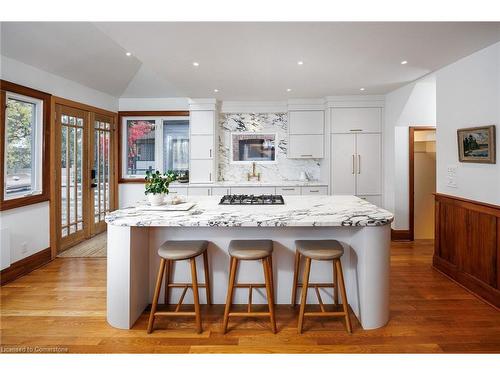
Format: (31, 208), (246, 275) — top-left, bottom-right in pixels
(188, 187), (212, 196)
(167, 186), (188, 196)
(288, 134), (324, 158)
(190, 135), (214, 159)
(276, 186), (301, 195)
(190, 159), (214, 183)
(190, 111), (214, 135)
(289, 111), (324, 134)
(356, 133), (382, 195)
(331, 134), (356, 195)
(230, 187), (276, 195)
(212, 187), (231, 196)
(357, 195), (382, 207)
(331, 107), (381, 133)
(301, 186), (328, 195)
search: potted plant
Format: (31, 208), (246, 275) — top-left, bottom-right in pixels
(144, 170), (177, 206)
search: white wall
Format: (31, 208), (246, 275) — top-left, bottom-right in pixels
(0, 202), (50, 266)
(435, 42), (500, 204)
(0, 55), (119, 266)
(384, 76), (436, 230)
(119, 97), (189, 111)
(1, 55), (118, 111)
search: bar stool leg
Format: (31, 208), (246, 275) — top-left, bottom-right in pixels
(297, 257), (312, 334)
(148, 258), (166, 334)
(202, 250), (212, 305)
(333, 260), (339, 305)
(291, 251), (301, 306)
(164, 260), (171, 305)
(335, 258), (352, 334)
(223, 257), (238, 334)
(190, 258), (202, 334)
(263, 256), (277, 333)
(268, 254), (275, 304)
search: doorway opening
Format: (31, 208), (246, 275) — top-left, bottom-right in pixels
(409, 126), (436, 241)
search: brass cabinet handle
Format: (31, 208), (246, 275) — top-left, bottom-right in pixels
(301, 154), (313, 157)
(350, 129), (363, 132)
(352, 155), (355, 174)
(357, 154), (361, 174)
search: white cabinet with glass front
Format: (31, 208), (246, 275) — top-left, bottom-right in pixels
(121, 116), (189, 180)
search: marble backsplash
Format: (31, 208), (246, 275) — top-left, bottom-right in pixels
(218, 113), (321, 182)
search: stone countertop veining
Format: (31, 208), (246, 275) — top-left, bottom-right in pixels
(105, 195), (394, 227)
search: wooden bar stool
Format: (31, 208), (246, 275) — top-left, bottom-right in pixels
(291, 239), (352, 334)
(222, 239), (276, 334)
(147, 240), (211, 334)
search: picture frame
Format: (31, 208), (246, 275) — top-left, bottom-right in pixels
(457, 125), (496, 164)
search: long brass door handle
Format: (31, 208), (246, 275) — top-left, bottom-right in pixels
(357, 155), (361, 174)
(352, 155), (355, 174)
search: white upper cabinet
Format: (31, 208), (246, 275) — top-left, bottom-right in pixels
(355, 133), (382, 195)
(289, 110), (324, 134)
(331, 107), (382, 133)
(190, 135), (214, 159)
(288, 135), (324, 159)
(287, 109), (325, 159)
(190, 110), (215, 135)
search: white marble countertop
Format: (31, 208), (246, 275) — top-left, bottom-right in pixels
(105, 195), (393, 227)
(168, 180), (328, 188)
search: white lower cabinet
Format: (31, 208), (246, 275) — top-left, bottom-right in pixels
(230, 187), (276, 195)
(190, 159), (214, 183)
(357, 195), (382, 207)
(212, 187), (231, 196)
(167, 187), (188, 196)
(188, 187), (212, 196)
(301, 186), (328, 195)
(276, 186), (301, 195)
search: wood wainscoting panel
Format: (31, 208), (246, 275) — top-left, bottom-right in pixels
(0, 247), (51, 286)
(434, 193), (500, 308)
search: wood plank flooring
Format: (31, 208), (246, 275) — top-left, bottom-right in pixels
(1, 240), (499, 353)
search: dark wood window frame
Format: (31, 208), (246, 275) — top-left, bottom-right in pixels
(118, 111), (190, 183)
(0, 80), (51, 211)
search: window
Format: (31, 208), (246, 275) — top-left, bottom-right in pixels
(0, 81), (50, 210)
(231, 133), (276, 163)
(120, 113), (190, 180)
(4, 93), (43, 198)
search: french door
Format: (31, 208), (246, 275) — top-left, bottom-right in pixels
(55, 104), (115, 252)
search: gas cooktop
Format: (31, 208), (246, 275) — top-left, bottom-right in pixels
(219, 194), (285, 205)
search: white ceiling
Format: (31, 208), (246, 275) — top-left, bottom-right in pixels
(2, 22), (500, 100)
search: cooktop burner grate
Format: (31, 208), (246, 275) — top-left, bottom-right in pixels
(219, 194), (285, 205)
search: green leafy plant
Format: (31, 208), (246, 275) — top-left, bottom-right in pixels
(144, 170), (177, 195)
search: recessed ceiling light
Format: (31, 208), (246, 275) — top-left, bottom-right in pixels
(287, 88), (292, 92)
(213, 89), (219, 93)
(297, 61), (304, 65)
(192, 62), (199, 67)
(401, 60), (408, 65)
(360, 88), (365, 91)
(125, 52), (132, 57)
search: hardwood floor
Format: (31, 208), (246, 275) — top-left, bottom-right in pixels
(57, 232), (107, 258)
(1, 240), (499, 353)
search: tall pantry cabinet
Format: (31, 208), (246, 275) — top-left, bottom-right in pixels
(330, 107), (383, 206)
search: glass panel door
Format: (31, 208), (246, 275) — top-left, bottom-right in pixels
(91, 114), (114, 235)
(57, 105), (89, 250)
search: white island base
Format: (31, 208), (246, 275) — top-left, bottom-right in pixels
(107, 224), (390, 331)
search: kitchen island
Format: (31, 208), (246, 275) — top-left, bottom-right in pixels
(105, 195), (394, 330)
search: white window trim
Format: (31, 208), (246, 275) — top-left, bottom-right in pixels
(3, 91), (43, 200)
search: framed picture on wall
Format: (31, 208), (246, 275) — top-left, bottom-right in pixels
(457, 125), (496, 163)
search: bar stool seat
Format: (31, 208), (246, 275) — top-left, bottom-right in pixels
(158, 240), (208, 260)
(229, 239), (273, 260)
(223, 239), (276, 334)
(295, 240), (343, 260)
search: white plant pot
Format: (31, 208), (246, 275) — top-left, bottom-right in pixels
(147, 193), (166, 206)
